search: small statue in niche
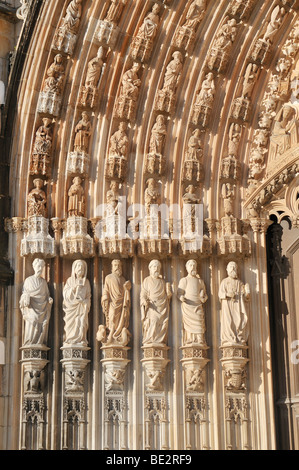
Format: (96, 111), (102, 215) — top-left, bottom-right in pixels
(270, 103), (296, 156)
(27, 178), (47, 218)
(182, 0), (206, 29)
(182, 185), (201, 235)
(19, 258), (53, 347)
(261, 5), (285, 44)
(173, 0), (206, 50)
(43, 54), (65, 94)
(161, 51), (183, 94)
(218, 261), (250, 347)
(140, 259), (172, 346)
(80, 46), (105, 108)
(104, 0), (127, 25)
(228, 123), (242, 156)
(185, 128), (202, 161)
(30, 118), (53, 176)
(213, 17), (237, 51)
(241, 63), (259, 99)
(145, 115), (167, 176)
(182, 184), (201, 205)
(130, 3), (161, 62)
(73, 112), (92, 153)
(57, 0), (82, 36)
(178, 259), (208, 346)
(155, 51), (183, 113)
(106, 122), (129, 181)
(144, 178), (161, 216)
(196, 72), (215, 107)
(63, 259), (91, 346)
(221, 182), (236, 216)
(106, 180), (121, 216)
(192, 72), (215, 126)
(109, 122), (129, 159)
(148, 115), (167, 156)
(114, 62), (142, 120)
(97, 259), (131, 346)
(67, 176), (85, 217)
(31, 119), (53, 159)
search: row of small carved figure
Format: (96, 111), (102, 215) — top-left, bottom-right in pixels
(20, 257), (250, 352)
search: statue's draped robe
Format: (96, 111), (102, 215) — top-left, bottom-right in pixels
(141, 276), (169, 345)
(177, 275), (208, 344)
(218, 277), (248, 345)
(63, 277), (91, 345)
(21, 275), (52, 346)
(102, 273), (130, 341)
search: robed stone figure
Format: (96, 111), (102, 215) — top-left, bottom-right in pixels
(218, 261), (250, 346)
(140, 259), (172, 346)
(63, 260), (91, 346)
(20, 258), (53, 346)
(97, 259), (131, 346)
(178, 259), (208, 346)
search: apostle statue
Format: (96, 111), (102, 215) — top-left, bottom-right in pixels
(97, 259), (131, 346)
(140, 259), (172, 346)
(19, 258), (53, 347)
(218, 261), (250, 346)
(63, 260), (91, 346)
(178, 259), (208, 346)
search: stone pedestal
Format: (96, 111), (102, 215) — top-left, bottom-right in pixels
(207, 48), (229, 73)
(60, 345), (90, 451)
(154, 90), (176, 115)
(60, 217), (94, 258)
(78, 85), (99, 109)
(114, 96), (138, 122)
(178, 235), (211, 257)
(173, 26), (196, 52)
(142, 344), (170, 450)
(21, 216), (55, 258)
(105, 155), (127, 181)
(144, 153), (166, 177)
(249, 39), (272, 65)
(20, 345), (50, 450)
(220, 155), (241, 181)
(130, 36), (154, 63)
(191, 103), (212, 128)
(216, 217), (251, 258)
(37, 91), (62, 117)
(66, 151), (90, 176)
(231, 97), (251, 121)
(95, 20), (119, 48)
(53, 30), (78, 55)
(220, 344), (250, 450)
(182, 160), (203, 183)
(181, 344), (209, 450)
(101, 345), (130, 450)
